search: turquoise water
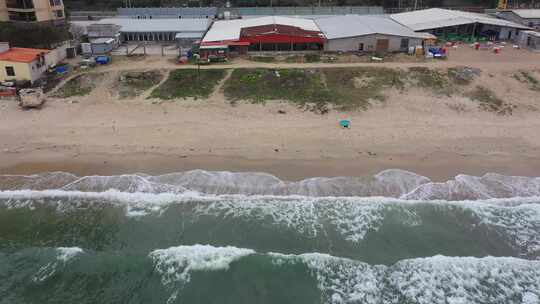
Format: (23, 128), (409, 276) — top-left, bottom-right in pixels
(0, 171), (539, 303)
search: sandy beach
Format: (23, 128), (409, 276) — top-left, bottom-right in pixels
(1, 47), (540, 181)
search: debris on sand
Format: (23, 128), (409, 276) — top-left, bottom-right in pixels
(19, 88), (45, 109)
(448, 67), (481, 85)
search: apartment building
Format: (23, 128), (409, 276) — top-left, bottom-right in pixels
(0, 0), (65, 24)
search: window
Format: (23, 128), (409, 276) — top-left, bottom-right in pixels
(49, 0), (62, 6)
(358, 43), (364, 51)
(400, 38), (409, 49)
(55, 10), (63, 18)
(5, 66), (15, 77)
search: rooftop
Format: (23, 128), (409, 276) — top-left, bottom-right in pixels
(202, 16), (320, 43)
(0, 47), (50, 63)
(315, 15), (435, 40)
(89, 18), (211, 33)
(509, 9), (540, 19)
(390, 8), (529, 31)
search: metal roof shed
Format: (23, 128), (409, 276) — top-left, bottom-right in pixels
(315, 15), (434, 52)
(390, 8), (529, 31)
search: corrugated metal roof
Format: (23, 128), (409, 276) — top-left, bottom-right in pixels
(234, 6), (383, 16)
(510, 9), (540, 19)
(202, 16), (320, 42)
(90, 38), (115, 44)
(175, 32), (204, 39)
(390, 8), (529, 31)
(117, 7), (217, 17)
(315, 15), (434, 39)
(91, 18), (211, 33)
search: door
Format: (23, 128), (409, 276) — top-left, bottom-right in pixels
(376, 39), (389, 53)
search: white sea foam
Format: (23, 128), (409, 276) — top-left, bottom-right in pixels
(56, 247), (84, 262)
(149, 244), (255, 303)
(269, 252), (540, 304)
(2, 169), (540, 200)
(33, 247), (84, 283)
(1, 191), (539, 254)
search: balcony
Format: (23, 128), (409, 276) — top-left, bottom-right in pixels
(6, 0), (35, 9)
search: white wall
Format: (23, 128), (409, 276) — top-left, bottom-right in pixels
(45, 43), (68, 67)
(325, 34), (422, 52)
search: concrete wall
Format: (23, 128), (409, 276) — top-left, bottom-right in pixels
(325, 34), (423, 52)
(45, 43), (68, 67)
(517, 31), (540, 51)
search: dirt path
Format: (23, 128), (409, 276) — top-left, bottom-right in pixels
(93, 47), (540, 75)
(209, 69), (233, 103)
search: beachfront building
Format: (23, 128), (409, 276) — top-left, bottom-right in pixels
(497, 9), (540, 30)
(0, 0), (65, 24)
(390, 8), (529, 41)
(73, 18), (211, 44)
(315, 15), (435, 53)
(200, 16), (325, 56)
(0, 43), (50, 84)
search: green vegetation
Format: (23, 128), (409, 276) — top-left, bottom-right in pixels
(408, 67), (453, 96)
(323, 67), (404, 110)
(224, 68), (333, 113)
(52, 74), (95, 98)
(0, 22), (70, 49)
(249, 56), (276, 63)
(224, 67), (406, 113)
(149, 69), (225, 100)
(117, 70), (163, 99)
(304, 53), (321, 63)
(513, 71), (540, 91)
(467, 86), (514, 115)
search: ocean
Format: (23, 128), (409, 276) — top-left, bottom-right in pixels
(0, 169), (539, 304)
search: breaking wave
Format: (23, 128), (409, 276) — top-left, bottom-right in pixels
(1, 169), (540, 200)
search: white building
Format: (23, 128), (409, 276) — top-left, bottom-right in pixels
(72, 18), (211, 43)
(315, 15), (435, 53)
(391, 8), (530, 41)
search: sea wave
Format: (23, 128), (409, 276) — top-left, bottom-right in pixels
(147, 244), (540, 304)
(2, 244), (539, 304)
(1, 191), (538, 258)
(2, 169), (540, 200)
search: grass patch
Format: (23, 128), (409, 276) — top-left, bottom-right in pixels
(52, 74), (96, 98)
(249, 56), (275, 63)
(408, 67), (453, 96)
(224, 68), (333, 113)
(224, 67), (406, 113)
(285, 55), (301, 63)
(323, 67), (404, 110)
(304, 53), (320, 63)
(118, 70), (163, 99)
(149, 69), (225, 100)
(467, 86), (514, 115)
(512, 71), (540, 91)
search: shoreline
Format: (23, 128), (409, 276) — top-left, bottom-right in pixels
(2, 150), (540, 182)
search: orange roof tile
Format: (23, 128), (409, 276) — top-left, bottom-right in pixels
(0, 47), (50, 63)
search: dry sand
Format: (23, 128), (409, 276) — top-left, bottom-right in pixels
(1, 47), (540, 181)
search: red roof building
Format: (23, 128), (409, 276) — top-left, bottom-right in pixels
(0, 47), (50, 63)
